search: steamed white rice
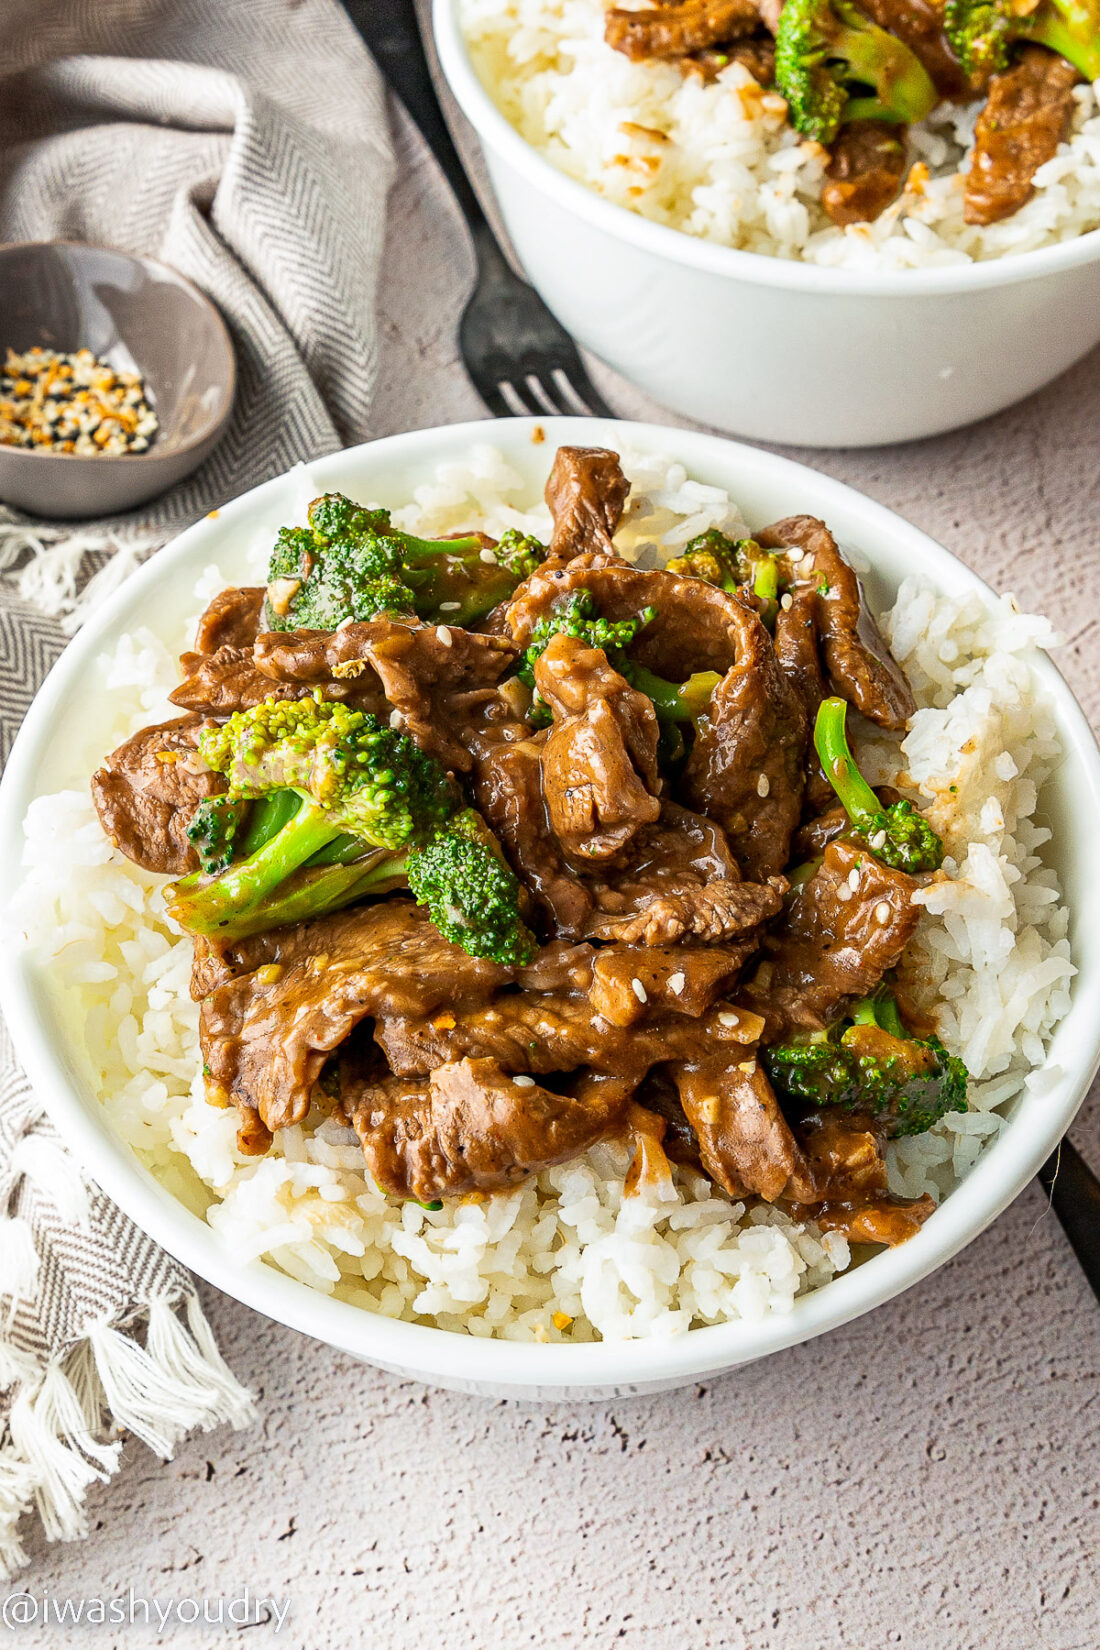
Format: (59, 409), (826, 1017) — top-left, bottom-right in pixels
(461, 0), (1100, 267)
(9, 447), (1074, 1341)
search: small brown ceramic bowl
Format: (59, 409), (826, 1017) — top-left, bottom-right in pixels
(0, 242), (235, 520)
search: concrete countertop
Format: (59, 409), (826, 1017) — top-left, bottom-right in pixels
(15, 102), (1100, 1650)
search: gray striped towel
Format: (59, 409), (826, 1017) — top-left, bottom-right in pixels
(0, 0), (393, 1576)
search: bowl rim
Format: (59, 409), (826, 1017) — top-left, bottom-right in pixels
(1, 413), (1098, 1395)
(432, 0), (1100, 298)
(0, 239), (237, 466)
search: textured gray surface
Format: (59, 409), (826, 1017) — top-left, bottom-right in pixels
(11, 97), (1100, 1650)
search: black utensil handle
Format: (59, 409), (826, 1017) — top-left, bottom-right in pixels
(344, 0), (488, 230)
(1038, 1137), (1100, 1302)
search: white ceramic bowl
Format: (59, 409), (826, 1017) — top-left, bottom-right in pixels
(1, 417), (1098, 1401)
(433, 0), (1100, 447)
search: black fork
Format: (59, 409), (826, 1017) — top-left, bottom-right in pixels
(343, 0), (615, 419)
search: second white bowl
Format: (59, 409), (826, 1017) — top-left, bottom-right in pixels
(433, 0), (1100, 447)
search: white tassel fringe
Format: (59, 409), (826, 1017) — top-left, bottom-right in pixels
(0, 518), (161, 635)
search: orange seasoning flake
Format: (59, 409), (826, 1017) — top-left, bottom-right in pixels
(0, 346), (158, 456)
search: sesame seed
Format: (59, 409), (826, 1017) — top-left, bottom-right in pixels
(631, 977), (648, 1003)
(848, 867), (861, 890)
(668, 971), (686, 995)
(479, 548), (498, 564)
(786, 548), (804, 563)
(835, 883), (853, 903)
(870, 829), (887, 850)
(336, 615), (355, 631)
(756, 773), (770, 798)
(875, 901), (892, 924)
(737, 1059), (757, 1074)
(780, 593), (793, 611)
(439, 601), (462, 612)
(388, 709), (404, 729)
(801, 556), (815, 573)
(513, 1074), (536, 1088)
(435, 625), (453, 646)
(718, 1011), (739, 1028)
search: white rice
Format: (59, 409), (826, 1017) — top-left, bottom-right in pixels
(461, 0), (1100, 267)
(8, 448), (1074, 1341)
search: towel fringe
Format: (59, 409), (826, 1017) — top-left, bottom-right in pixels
(0, 1294), (254, 1578)
(0, 518), (160, 635)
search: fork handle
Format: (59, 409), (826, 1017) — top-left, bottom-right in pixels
(1038, 1136), (1100, 1303)
(344, 0), (490, 234)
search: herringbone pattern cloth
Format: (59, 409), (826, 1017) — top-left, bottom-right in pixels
(0, 0), (394, 1575)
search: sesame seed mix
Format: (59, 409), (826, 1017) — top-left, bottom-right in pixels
(756, 773), (770, 798)
(631, 976), (648, 1003)
(0, 347), (158, 455)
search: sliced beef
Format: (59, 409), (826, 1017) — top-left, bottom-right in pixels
(341, 1059), (635, 1201)
(774, 588), (833, 813)
(91, 715), (224, 875)
(795, 1113), (935, 1245)
(823, 121), (908, 226)
(965, 46), (1078, 226)
(506, 554), (746, 680)
(742, 838), (922, 1037)
(672, 1054), (813, 1202)
(588, 944), (753, 1026)
(583, 802), (784, 945)
(758, 515), (915, 730)
(198, 901), (511, 1144)
(606, 0), (761, 59)
(544, 447), (630, 559)
(535, 633), (661, 862)
(471, 729), (596, 937)
(171, 648), (317, 717)
(681, 599), (807, 879)
(634, 1069), (703, 1172)
(814, 1194), (936, 1245)
(516, 940), (598, 994)
(193, 586), (266, 655)
(374, 994), (764, 1080)
(854, 0), (972, 99)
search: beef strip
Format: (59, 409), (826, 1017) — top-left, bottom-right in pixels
(672, 1053), (814, 1202)
(588, 944), (754, 1026)
(854, 0), (972, 98)
(606, 0), (761, 59)
(634, 1069), (703, 1171)
(199, 901), (511, 1144)
(341, 1059), (636, 1201)
(506, 553), (748, 679)
(773, 588), (833, 813)
(741, 838), (922, 1038)
(682, 35), (776, 83)
(793, 1113), (935, 1245)
(544, 447), (631, 559)
(171, 648), (319, 716)
(535, 633), (661, 862)
(91, 715), (224, 875)
(758, 515), (915, 730)
(374, 993), (765, 1080)
(583, 802), (785, 945)
(193, 586), (266, 655)
(965, 46), (1078, 226)
(823, 121), (908, 226)
(681, 598), (807, 879)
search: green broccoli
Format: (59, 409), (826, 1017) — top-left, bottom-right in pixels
(167, 694), (535, 962)
(945, 0), (1100, 81)
(519, 587), (721, 729)
(775, 0), (939, 144)
(814, 696), (943, 873)
(186, 795), (250, 875)
(764, 990), (968, 1137)
(264, 493), (546, 632)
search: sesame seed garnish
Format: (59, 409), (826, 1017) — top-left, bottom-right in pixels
(479, 548), (498, 564)
(631, 976), (648, 1003)
(756, 773), (770, 798)
(780, 593), (793, 611)
(435, 626), (453, 647)
(513, 1074), (536, 1088)
(439, 601), (462, 612)
(668, 971), (686, 995)
(875, 901), (892, 924)
(787, 548), (804, 563)
(835, 883), (853, 903)
(718, 1011), (739, 1028)
(848, 867), (861, 890)
(388, 709), (404, 729)
(870, 829), (887, 850)
(738, 1058), (757, 1074)
(336, 616), (355, 631)
(0, 346), (157, 455)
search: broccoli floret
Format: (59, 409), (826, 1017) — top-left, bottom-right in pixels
(519, 587), (721, 730)
(495, 528), (548, 581)
(264, 493), (544, 632)
(666, 530), (745, 592)
(814, 696), (943, 872)
(406, 811), (536, 966)
(764, 990), (968, 1137)
(776, 0), (939, 144)
(167, 694), (534, 962)
(945, 0), (1100, 81)
(186, 795), (250, 875)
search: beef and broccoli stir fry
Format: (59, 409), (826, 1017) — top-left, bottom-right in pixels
(92, 446), (967, 1247)
(603, 0), (1099, 226)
